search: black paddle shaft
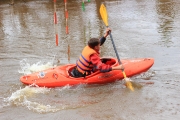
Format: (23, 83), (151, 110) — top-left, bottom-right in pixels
(109, 32), (122, 65)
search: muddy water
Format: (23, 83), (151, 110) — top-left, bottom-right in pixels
(0, 0), (180, 120)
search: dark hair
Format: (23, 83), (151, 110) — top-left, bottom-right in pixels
(88, 38), (100, 49)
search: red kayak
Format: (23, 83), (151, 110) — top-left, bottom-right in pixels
(20, 57), (154, 87)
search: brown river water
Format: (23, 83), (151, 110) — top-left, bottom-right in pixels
(0, 0), (180, 120)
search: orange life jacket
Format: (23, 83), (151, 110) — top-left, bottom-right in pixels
(76, 46), (98, 74)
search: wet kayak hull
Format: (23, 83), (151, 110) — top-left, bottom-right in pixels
(20, 57), (154, 87)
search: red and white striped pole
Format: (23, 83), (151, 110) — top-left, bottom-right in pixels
(64, 0), (70, 61)
(64, 0), (68, 34)
(54, 0), (58, 46)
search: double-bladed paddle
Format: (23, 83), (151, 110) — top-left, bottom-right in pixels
(100, 4), (142, 91)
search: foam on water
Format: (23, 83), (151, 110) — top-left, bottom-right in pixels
(18, 59), (56, 75)
(134, 70), (155, 80)
(3, 84), (95, 113)
(1, 93), (58, 114)
(3, 85), (61, 113)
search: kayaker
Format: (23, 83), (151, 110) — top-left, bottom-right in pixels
(71, 28), (124, 78)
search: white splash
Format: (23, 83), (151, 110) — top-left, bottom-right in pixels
(4, 85), (60, 113)
(18, 59), (56, 75)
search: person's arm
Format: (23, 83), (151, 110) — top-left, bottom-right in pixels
(90, 54), (112, 72)
(90, 54), (124, 72)
(100, 36), (106, 46)
(100, 28), (111, 46)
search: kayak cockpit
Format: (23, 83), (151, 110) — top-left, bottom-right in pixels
(67, 57), (118, 78)
(101, 57), (117, 66)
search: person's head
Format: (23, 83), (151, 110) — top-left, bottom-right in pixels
(88, 38), (100, 51)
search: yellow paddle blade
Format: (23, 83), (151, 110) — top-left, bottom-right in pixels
(100, 4), (108, 26)
(126, 81), (134, 91)
(123, 72), (134, 91)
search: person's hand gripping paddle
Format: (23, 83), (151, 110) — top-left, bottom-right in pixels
(100, 4), (142, 91)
